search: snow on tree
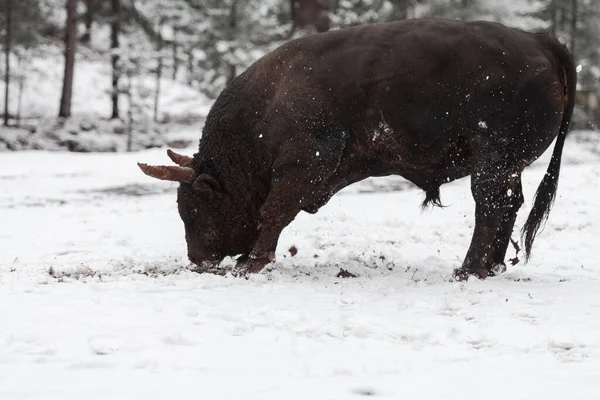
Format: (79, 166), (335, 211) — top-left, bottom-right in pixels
(170, 0), (295, 98)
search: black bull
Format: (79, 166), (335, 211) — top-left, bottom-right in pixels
(138, 18), (576, 280)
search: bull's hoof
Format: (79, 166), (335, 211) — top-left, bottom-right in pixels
(453, 263), (506, 281)
(232, 253), (274, 277)
(452, 267), (489, 281)
(491, 262), (507, 275)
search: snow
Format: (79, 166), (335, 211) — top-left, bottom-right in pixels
(0, 44), (211, 152)
(1, 131), (600, 399)
(0, 45), (212, 121)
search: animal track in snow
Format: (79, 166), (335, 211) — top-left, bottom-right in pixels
(548, 337), (590, 362)
(514, 309), (541, 324)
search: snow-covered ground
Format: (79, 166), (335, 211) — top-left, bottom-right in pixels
(1, 131), (599, 399)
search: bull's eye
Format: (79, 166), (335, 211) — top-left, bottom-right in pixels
(190, 208), (198, 219)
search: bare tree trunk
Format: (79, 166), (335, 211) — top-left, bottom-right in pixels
(388, 0), (411, 20)
(285, 0), (297, 39)
(81, 0), (94, 44)
(292, 0), (337, 32)
(16, 54), (24, 126)
(110, 0), (121, 120)
(186, 47), (194, 85)
(16, 73), (24, 126)
(172, 28), (178, 80)
(570, 0), (577, 55)
(3, 0), (12, 126)
(549, 0), (558, 36)
(59, 0), (77, 118)
(126, 69), (134, 152)
(154, 19), (164, 123)
(153, 59), (162, 122)
(226, 0), (239, 86)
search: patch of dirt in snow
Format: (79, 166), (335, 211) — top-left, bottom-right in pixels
(46, 259), (192, 282)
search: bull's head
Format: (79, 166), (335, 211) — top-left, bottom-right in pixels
(138, 150), (259, 266)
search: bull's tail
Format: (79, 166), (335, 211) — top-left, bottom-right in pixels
(521, 37), (577, 261)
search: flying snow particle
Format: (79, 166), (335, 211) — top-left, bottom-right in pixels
(378, 120), (392, 135)
(316, 151), (320, 157)
(507, 189), (513, 197)
(258, 134), (263, 138)
(478, 121), (488, 129)
(576, 65), (583, 73)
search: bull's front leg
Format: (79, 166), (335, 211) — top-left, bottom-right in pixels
(232, 130), (346, 277)
(232, 172), (307, 276)
(454, 164), (524, 280)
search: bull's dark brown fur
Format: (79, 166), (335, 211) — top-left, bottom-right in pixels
(140, 18), (576, 280)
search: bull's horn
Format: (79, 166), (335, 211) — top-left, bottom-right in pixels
(167, 149), (193, 166)
(137, 163), (197, 183)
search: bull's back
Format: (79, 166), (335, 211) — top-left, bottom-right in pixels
(259, 20), (560, 158)
(262, 19), (555, 122)
(232, 19), (566, 182)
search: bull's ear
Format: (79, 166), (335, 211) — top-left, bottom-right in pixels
(192, 174), (221, 200)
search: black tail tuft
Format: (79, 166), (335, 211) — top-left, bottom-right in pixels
(521, 165), (562, 261)
(421, 185), (446, 210)
(520, 37), (576, 261)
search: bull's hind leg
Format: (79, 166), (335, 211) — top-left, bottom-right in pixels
(454, 163), (524, 280)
